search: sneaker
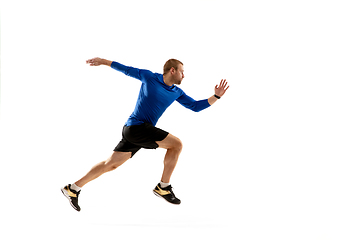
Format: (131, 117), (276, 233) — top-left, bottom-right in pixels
(153, 183), (181, 205)
(61, 184), (81, 211)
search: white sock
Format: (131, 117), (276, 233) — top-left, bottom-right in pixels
(70, 183), (81, 192)
(160, 181), (170, 188)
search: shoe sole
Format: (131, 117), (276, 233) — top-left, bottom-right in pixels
(153, 190), (181, 205)
(61, 188), (80, 211)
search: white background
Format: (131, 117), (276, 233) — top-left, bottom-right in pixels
(1, 0), (360, 239)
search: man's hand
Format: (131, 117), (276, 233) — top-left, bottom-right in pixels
(86, 57), (112, 66)
(215, 79), (229, 97)
(208, 79), (229, 105)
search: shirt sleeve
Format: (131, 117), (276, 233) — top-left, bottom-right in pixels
(111, 61), (150, 81)
(176, 92), (211, 112)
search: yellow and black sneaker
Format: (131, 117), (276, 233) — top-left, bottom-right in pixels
(61, 184), (81, 211)
(153, 183), (181, 205)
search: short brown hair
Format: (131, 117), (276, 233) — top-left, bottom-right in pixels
(163, 59), (183, 74)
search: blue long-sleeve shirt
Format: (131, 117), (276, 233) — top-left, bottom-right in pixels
(111, 61), (211, 126)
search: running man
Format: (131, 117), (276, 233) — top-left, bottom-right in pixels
(61, 57), (229, 211)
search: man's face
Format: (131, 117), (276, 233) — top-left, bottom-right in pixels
(173, 64), (185, 85)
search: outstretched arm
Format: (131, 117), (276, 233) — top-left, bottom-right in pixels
(176, 79), (229, 112)
(208, 79), (229, 105)
(86, 57), (149, 81)
(86, 57), (112, 66)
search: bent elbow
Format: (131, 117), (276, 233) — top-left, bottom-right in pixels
(192, 107), (202, 113)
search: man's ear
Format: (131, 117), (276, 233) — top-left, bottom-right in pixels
(170, 67), (176, 74)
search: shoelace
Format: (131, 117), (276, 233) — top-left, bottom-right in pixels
(165, 186), (176, 197)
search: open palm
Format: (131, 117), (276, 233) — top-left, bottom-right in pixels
(215, 79), (229, 97)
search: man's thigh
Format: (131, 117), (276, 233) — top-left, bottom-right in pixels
(106, 151), (132, 167)
(156, 133), (182, 150)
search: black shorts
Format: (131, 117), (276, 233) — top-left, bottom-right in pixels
(113, 122), (169, 157)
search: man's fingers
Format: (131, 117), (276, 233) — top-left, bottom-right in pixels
(221, 79), (227, 87)
(86, 57), (99, 65)
(219, 79), (228, 89)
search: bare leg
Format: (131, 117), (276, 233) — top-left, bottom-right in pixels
(156, 134), (183, 183)
(75, 151), (132, 187)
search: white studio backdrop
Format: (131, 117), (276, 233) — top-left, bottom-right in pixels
(1, 0), (360, 240)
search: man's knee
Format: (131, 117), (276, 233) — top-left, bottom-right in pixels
(171, 137), (183, 152)
(157, 134), (183, 152)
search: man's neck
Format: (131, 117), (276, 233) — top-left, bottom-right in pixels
(163, 74), (174, 86)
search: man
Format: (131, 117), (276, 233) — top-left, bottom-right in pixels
(61, 57), (229, 211)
